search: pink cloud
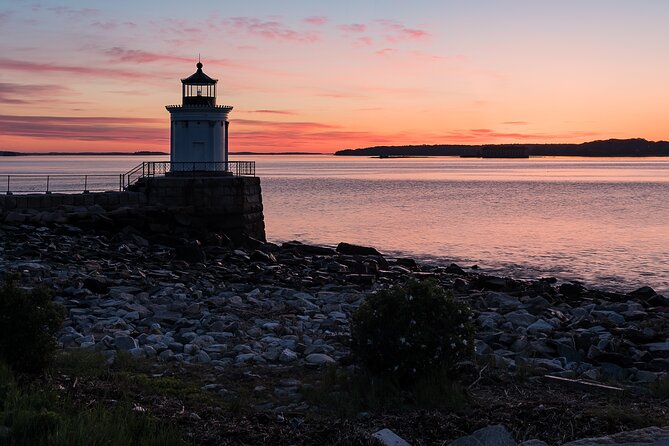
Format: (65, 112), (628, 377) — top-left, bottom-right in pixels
(304, 16), (328, 26)
(0, 57), (159, 80)
(245, 109), (298, 115)
(233, 119), (337, 131)
(90, 20), (136, 30)
(375, 48), (398, 56)
(378, 19), (430, 42)
(339, 23), (366, 33)
(0, 10), (12, 25)
(226, 17), (319, 42)
(0, 114), (166, 142)
(0, 83), (71, 105)
(441, 128), (600, 142)
(354, 36), (374, 47)
(45, 6), (99, 18)
(104, 47), (193, 64)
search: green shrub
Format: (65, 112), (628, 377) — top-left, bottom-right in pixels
(0, 278), (64, 374)
(351, 279), (474, 382)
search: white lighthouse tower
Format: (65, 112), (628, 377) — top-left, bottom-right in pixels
(166, 61), (232, 171)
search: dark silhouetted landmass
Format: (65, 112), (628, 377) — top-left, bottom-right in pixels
(335, 138), (669, 157)
(0, 151), (168, 156)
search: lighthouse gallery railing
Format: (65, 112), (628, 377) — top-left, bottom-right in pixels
(2, 161), (255, 194)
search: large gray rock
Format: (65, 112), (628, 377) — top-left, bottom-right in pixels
(449, 425), (517, 446)
(114, 335), (138, 351)
(562, 426), (669, 446)
(527, 319), (554, 334)
(504, 310), (537, 328)
(372, 428), (411, 446)
(305, 353), (336, 365)
(485, 292), (522, 312)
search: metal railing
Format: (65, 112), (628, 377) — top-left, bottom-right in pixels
(121, 161), (255, 189)
(1, 174), (122, 195)
(2, 161), (255, 194)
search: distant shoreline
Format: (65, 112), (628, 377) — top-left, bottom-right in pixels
(335, 138), (669, 157)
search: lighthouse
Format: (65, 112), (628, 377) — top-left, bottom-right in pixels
(166, 61), (233, 171)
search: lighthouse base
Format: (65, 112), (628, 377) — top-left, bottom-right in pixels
(0, 176), (265, 243)
(134, 175), (265, 241)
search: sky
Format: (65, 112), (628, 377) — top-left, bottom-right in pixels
(1, 0), (668, 153)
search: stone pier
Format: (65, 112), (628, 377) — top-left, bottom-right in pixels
(0, 176), (265, 242)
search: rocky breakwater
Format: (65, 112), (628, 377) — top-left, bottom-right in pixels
(1, 221), (668, 396)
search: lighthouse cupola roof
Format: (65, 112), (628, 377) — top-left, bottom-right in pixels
(181, 61), (217, 106)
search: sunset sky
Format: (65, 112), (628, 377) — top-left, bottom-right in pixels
(1, 0), (668, 153)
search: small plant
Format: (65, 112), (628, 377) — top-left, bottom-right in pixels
(0, 277), (64, 374)
(351, 279), (474, 383)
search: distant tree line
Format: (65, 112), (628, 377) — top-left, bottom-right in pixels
(335, 138), (669, 157)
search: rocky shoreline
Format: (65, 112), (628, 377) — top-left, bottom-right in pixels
(1, 214), (668, 444)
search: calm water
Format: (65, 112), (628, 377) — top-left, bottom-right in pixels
(2, 155), (668, 294)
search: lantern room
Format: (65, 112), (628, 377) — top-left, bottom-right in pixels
(182, 62), (217, 106)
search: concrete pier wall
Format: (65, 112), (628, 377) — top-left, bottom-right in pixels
(0, 176), (265, 241)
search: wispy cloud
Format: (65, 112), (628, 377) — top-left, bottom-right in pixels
(378, 19), (430, 42)
(501, 121), (530, 126)
(0, 114), (165, 142)
(375, 48), (398, 56)
(304, 16), (327, 26)
(225, 17), (320, 42)
(339, 23), (366, 33)
(0, 58), (159, 80)
(0, 10), (12, 25)
(104, 47), (193, 64)
(354, 36), (374, 47)
(244, 109), (298, 115)
(90, 20), (137, 31)
(233, 119), (336, 130)
(0, 83), (71, 105)
(441, 128), (600, 142)
(41, 6), (98, 19)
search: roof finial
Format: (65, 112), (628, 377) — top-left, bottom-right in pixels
(196, 53), (203, 70)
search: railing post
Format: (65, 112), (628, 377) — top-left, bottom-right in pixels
(6, 175), (10, 195)
(46, 175), (50, 194)
(84, 175), (89, 193)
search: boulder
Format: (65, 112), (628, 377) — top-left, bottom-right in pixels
(504, 310), (537, 328)
(371, 428), (411, 446)
(560, 282), (585, 299)
(282, 241), (336, 255)
(629, 286), (657, 299)
(305, 353), (336, 366)
(336, 242), (382, 256)
(114, 335), (138, 351)
(485, 292), (522, 312)
(527, 319), (554, 334)
(562, 426), (669, 446)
